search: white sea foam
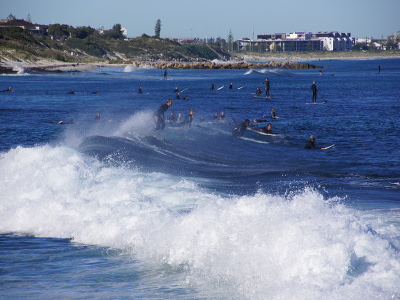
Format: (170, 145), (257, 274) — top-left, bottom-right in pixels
(12, 64), (27, 75)
(123, 65), (155, 72)
(0, 145), (399, 299)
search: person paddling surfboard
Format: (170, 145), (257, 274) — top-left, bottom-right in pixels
(305, 135), (334, 150)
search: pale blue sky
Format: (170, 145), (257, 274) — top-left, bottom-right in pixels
(2, 0), (399, 39)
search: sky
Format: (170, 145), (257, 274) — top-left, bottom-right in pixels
(2, 0), (399, 40)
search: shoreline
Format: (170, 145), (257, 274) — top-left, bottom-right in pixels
(1, 52), (399, 74)
(240, 51), (400, 62)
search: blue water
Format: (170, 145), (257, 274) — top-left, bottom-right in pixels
(1, 59), (399, 299)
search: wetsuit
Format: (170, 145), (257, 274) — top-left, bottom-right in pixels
(265, 81), (270, 97)
(259, 127), (272, 133)
(175, 114), (193, 127)
(305, 140), (316, 149)
(154, 103), (170, 130)
(311, 83), (318, 103)
(233, 122), (248, 137)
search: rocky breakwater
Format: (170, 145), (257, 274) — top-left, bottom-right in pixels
(140, 60), (324, 70)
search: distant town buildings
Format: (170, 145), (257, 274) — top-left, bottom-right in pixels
(1, 18), (398, 52)
(239, 31), (354, 52)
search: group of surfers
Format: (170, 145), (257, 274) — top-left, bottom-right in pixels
(153, 98), (279, 137)
(154, 78), (329, 150)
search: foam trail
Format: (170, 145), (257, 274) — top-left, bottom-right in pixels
(123, 65), (155, 72)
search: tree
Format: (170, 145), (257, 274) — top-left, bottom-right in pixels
(154, 19), (161, 38)
(386, 36), (398, 50)
(48, 24), (71, 40)
(26, 14), (32, 23)
(72, 26), (95, 39)
(110, 23), (125, 39)
(7, 14), (16, 21)
(102, 24), (125, 39)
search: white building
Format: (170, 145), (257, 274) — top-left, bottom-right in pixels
(253, 31), (354, 52)
(312, 32), (354, 51)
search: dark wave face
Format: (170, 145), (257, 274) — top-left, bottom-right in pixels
(78, 121), (281, 192)
(75, 119), (344, 197)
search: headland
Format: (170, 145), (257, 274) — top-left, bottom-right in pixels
(1, 51), (399, 74)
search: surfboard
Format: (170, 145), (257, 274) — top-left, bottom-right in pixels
(247, 128), (282, 137)
(306, 100), (327, 104)
(322, 144), (335, 150)
(180, 88), (189, 93)
(237, 86), (244, 90)
(217, 86), (224, 90)
(239, 136), (270, 144)
(254, 96), (270, 99)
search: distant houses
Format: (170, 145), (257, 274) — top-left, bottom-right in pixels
(0, 18), (48, 35)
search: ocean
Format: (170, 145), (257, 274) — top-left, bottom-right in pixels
(0, 58), (399, 299)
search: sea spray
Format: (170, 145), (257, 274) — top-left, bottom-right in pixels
(0, 145), (399, 299)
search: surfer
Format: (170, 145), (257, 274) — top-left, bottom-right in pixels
(213, 112), (219, 120)
(95, 112), (101, 120)
(174, 108), (194, 128)
(305, 135), (318, 149)
(256, 87), (262, 96)
(166, 110), (177, 123)
(259, 123), (273, 134)
(173, 87), (179, 92)
(229, 83), (233, 89)
(219, 111), (226, 120)
(154, 99), (172, 130)
(138, 86), (143, 94)
(164, 69), (168, 80)
(253, 118), (268, 123)
(305, 135), (333, 150)
(210, 84), (215, 90)
(67, 90), (75, 94)
(2, 86), (13, 92)
(58, 119), (74, 124)
(176, 92), (181, 99)
(271, 108), (278, 119)
(232, 119), (250, 137)
(264, 78), (270, 98)
(311, 81), (318, 103)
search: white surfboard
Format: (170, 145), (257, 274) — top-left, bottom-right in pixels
(322, 144), (335, 150)
(239, 136), (270, 144)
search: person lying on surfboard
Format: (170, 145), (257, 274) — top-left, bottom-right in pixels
(259, 123), (273, 134)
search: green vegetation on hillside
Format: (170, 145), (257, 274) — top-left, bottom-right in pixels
(0, 24), (229, 63)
